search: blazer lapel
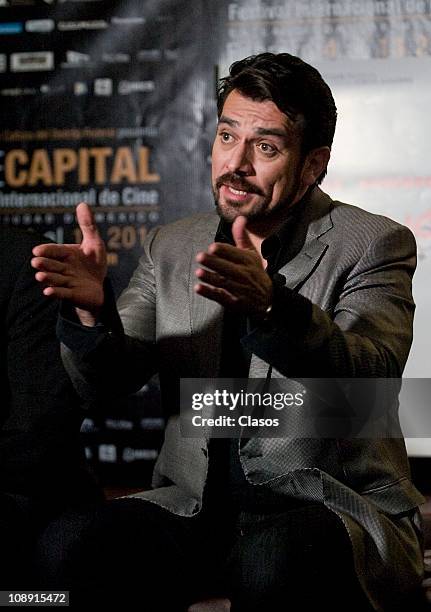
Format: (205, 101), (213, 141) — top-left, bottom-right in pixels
(278, 187), (334, 290)
(279, 239), (328, 290)
(187, 189), (334, 377)
(249, 187), (334, 378)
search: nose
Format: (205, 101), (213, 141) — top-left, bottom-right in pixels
(226, 141), (253, 176)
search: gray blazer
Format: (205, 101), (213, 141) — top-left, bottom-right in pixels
(63, 187), (424, 610)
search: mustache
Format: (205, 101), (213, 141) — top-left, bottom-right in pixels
(215, 173), (265, 196)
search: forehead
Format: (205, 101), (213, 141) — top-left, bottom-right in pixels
(219, 89), (298, 137)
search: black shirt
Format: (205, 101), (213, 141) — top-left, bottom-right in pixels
(204, 202), (306, 515)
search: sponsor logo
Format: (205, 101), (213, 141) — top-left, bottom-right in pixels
(80, 418), (96, 433)
(0, 22), (23, 34)
(137, 49), (161, 62)
(136, 49), (177, 61)
(140, 417), (164, 430)
(58, 19), (108, 31)
(122, 447), (158, 463)
(25, 19), (55, 33)
(105, 418), (133, 430)
(10, 51), (54, 72)
(111, 16), (145, 26)
(118, 80), (155, 95)
(1, 0), (53, 6)
(67, 50), (90, 63)
(94, 77), (112, 96)
(74, 81), (88, 95)
(98, 444), (117, 463)
(3, 0), (55, 5)
(61, 50), (91, 68)
(40, 83), (66, 94)
(1, 87), (37, 96)
(0, 54), (6, 72)
(102, 52), (130, 64)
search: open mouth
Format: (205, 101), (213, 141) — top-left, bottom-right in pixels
(221, 184), (254, 201)
(227, 186), (249, 196)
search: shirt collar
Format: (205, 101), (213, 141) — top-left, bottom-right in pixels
(214, 186), (313, 261)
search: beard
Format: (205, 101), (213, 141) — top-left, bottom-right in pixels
(213, 170), (303, 224)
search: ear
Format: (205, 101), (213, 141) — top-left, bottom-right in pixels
(301, 146), (331, 187)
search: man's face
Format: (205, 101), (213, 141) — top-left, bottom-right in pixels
(212, 89), (308, 224)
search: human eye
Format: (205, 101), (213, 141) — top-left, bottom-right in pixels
(219, 130), (233, 143)
(257, 141), (278, 156)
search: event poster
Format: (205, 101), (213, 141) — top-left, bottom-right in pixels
(1, 0), (431, 479)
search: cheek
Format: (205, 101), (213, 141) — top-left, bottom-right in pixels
(259, 164), (290, 196)
(211, 145), (223, 180)
(269, 177), (289, 200)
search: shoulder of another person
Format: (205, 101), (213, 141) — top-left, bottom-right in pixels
(0, 227), (52, 272)
(0, 226), (52, 251)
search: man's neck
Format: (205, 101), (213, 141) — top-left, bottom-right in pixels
(245, 187), (311, 259)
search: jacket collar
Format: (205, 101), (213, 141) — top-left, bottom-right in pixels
(277, 186), (333, 290)
(188, 187), (334, 372)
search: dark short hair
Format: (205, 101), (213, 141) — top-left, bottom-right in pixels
(217, 52), (337, 184)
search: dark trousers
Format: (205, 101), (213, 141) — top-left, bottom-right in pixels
(0, 494), (35, 589)
(1, 483), (103, 591)
(34, 498), (376, 611)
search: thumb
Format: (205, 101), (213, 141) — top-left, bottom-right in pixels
(232, 215), (255, 251)
(76, 202), (101, 244)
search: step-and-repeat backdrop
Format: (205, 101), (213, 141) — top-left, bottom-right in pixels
(1, 0), (430, 482)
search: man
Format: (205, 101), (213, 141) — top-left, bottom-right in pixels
(0, 226), (101, 588)
(32, 53), (424, 610)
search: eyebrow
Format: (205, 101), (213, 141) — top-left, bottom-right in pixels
(218, 115), (288, 140)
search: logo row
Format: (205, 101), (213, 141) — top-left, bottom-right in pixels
(0, 49), (178, 73)
(0, 75), (156, 96)
(0, 17), (148, 34)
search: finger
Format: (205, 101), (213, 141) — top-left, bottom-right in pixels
(31, 256), (66, 274)
(76, 202), (102, 243)
(35, 271), (71, 287)
(32, 243), (79, 259)
(194, 283), (239, 308)
(42, 286), (75, 300)
(195, 252), (249, 280)
(195, 268), (245, 294)
(232, 215), (255, 251)
(204, 242), (251, 264)
(195, 267), (226, 286)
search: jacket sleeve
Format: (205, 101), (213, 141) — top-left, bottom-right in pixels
(60, 227), (160, 401)
(242, 223), (416, 378)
